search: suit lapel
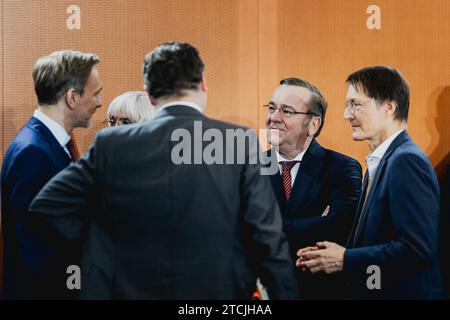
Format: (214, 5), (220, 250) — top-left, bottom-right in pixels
(347, 169), (369, 247)
(351, 131), (412, 245)
(288, 140), (326, 211)
(353, 162), (387, 245)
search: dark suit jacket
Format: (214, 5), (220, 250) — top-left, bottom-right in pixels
(29, 105), (300, 300)
(267, 140), (362, 299)
(345, 131), (443, 299)
(440, 165), (450, 298)
(1, 116), (78, 299)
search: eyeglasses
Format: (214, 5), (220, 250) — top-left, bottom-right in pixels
(102, 117), (134, 127)
(344, 100), (371, 114)
(263, 103), (315, 118)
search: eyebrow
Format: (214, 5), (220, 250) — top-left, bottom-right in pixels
(268, 101), (294, 109)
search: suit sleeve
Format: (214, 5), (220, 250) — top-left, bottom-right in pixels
(344, 152), (440, 275)
(29, 133), (101, 240)
(283, 158), (362, 245)
(5, 145), (56, 215)
(3, 145), (58, 249)
(239, 135), (300, 299)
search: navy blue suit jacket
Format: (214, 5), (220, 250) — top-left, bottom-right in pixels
(267, 140), (362, 298)
(1, 116), (77, 299)
(345, 131), (443, 299)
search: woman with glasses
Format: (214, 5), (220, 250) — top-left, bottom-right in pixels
(106, 91), (155, 127)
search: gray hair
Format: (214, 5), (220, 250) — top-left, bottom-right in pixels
(279, 77), (327, 138)
(107, 91), (155, 123)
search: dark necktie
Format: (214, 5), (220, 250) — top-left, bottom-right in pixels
(66, 139), (80, 161)
(280, 161), (298, 201)
(352, 170), (373, 246)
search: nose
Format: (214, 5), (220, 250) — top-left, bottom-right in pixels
(269, 108), (283, 122)
(343, 106), (353, 121)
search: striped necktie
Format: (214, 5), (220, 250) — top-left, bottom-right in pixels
(280, 161), (298, 201)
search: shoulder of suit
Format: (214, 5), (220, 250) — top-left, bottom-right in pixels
(95, 121), (145, 139)
(388, 140), (431, 167)
(3, 139), (51, 172)
(7, 125), (51, 153)
(203, 117), (251, 131)
(95, 117), (253, 145)
(321, 146), (361, 168)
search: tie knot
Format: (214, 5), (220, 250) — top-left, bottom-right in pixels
(280, 161), (298, 171)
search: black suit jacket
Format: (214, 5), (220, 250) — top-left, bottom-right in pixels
(345, 131), (442, 299)
(1, 117), (78, 299)
(29, 105), (299, 300)
(267, 140), (362, 298)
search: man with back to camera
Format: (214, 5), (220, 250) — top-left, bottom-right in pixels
(296, 66), (443, 299)
(1, 50), (103, 299)
(29, 41), (300, 299)
(264, 77), (362, 299)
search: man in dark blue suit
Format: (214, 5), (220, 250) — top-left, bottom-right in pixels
(264, 78), (362, 299)
(1, 50), (103, 299)
(297, 66), (442, 299)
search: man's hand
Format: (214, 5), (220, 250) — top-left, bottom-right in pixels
(296, 241), (345, 274)
(296, 245), (319, 272)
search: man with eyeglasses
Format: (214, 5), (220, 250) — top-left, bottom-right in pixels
(296, 66), (442, 299)
(29, 42), (300, 299)
(264, 78), (362, 299)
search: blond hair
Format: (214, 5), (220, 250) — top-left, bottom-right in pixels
(107, 91), (155, 123)
(33, 50), (100, 105)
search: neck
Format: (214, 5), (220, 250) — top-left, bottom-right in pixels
(153, 90), (205, 111)
(38, 103), (73, 134)
(367, 122), (406, 151)
(278, 137), (313, 160)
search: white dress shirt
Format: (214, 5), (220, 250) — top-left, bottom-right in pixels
(275, 144), (310, 187)
(355, 129), (405, 235)
(365, 129), (405, 180)
(33, 109), (71, 157)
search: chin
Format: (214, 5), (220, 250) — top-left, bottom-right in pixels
(267, 139), (280, 147)
(351, 132), (365, 141)
(267, 134), (282, 147)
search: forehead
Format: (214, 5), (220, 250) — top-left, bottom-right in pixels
(346, 83), (369, 101)
(271, 85), (312, 108)
(86, 66), (101, 88)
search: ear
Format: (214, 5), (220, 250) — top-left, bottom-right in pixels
(64, 89), (79, 110)
(199, 71), (208, 93)
(384, 100), (397, 117)
(149, 95), (157, 106)
(308, 116), (321, 137)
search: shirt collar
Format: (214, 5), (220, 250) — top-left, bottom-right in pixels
(366, 129), (405, 162)
(275, 143), (310, 163)
(33, 109), (71, 148)
(157, 101), (203, 114)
